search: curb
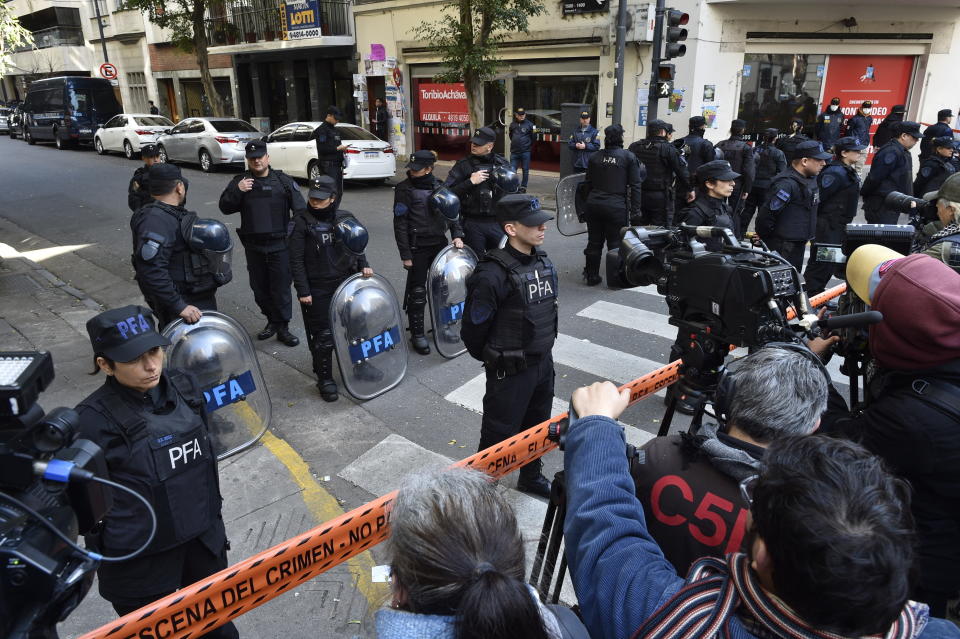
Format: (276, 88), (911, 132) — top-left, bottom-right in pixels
(18, 255), (103, 312)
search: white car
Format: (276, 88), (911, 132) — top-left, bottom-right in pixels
(94, 113), (175, 159)
(264, 122), (396, 182)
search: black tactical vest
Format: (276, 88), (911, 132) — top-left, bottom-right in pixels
(755, 146), (781, 184)
(631, 140), (671, 190)
(132, 202), (220, 292)
(461, 155), (505, 218)
(305, 212), (356, 279)
(484, 248), (558, 355)
(79, 371), (221, 555)
(238, 171), (293, 237)
(771, 171), (820, 241)
(818, 162), (860, 225)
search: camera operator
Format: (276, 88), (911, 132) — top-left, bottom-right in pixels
(634, 347), (828, 576)
(674, 160), (739, 249)
(75, 306), (238, 638)
(914, 174), (960, 273)
(755, 140), (832, 270)
(813, 247), (960, 617)
(860, 121), (922, 224)
(562, 381), (960, 639)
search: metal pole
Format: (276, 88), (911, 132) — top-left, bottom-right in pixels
(646, 0), (666, 124)
(611, 0), (628, 126)
(93, 0), (110, 63)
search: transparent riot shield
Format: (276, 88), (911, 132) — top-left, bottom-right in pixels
(556, 172), (588, 236)
(329, 273), (408, 400)
(426, 245), (478, 359)
(162, 311), (270, 460)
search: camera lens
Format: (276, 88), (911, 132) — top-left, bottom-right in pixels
(883, 191), (927, 215)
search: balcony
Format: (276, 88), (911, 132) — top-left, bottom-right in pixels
(205, 0), (351, 51)
(15, 25), (84, 51)
(89, 9), (146, 44)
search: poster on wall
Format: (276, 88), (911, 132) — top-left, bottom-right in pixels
(702, 85), (716, 102)
(702, 105), (719, 128)
(668, 88), (686, 113)
(637, 86), (649, 126)
(418, 83), (470, 123)
(281, 0), (321, 40)
(820, 55), (915, 164)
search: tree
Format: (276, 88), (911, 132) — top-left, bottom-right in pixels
(0, 2), (33, 77)
(414, 0), (544, 130)
(123, 0), (227, 116)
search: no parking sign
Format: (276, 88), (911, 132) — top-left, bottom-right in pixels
(99, 62), (118, 80)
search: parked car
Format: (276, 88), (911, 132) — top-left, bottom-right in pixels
(155, 117), (263, 172)
(20, 76), (122, 149)
(264, 121), (396, 182)
(94, 113), (175, 159)
(8, 105), (23, 139)
(0, 107), (10, 134)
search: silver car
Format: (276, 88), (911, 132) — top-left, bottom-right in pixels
(0, 107), (10, 134)
(156, 117), (263, 172)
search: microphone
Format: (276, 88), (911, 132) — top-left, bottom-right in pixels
(814, 311), (883, 331)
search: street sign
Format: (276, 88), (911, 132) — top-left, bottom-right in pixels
(562, 0), (607, 16)
(99, 62), (118, 80)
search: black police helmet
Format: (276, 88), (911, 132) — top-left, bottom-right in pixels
(336, 217), (369, 255)
(188, 219), (232, 252)
(492, 165), (521, 193)
(429, 186), (461, 222)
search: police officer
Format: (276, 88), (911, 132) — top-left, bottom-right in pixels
(775, 117), (810, 162)
(394, 150), (465, 354)
(676, 160), (739, 251)
(289, 176), (374, 401)
(872, 104), (906, 150)
(314, 106), (347, 207)
(582, 124), (644, 285)
(444, 126), (514, 255)
(676, 116), (716, 183)
(914, 136), (958, 197)
(815, 97), (845, 152)
(803, 136), (866, 295)
(629, 119), (693, 226)
(860, 120), (921, 224)
(462, 194), (557, 498)
(218, 139), (304, 346)
(128, 143), (161, 213)
(919, 109), (954, 160)
(715, 119), (755, 232)
(846, 100), (873, 174)
(76, 305), (238, 638)
(567, 109), (600, 174)
(742, 128), (787, 237)
(756, 140), (832, 270)
(131, 164), (228, 327)
(508, 107), (536, 192)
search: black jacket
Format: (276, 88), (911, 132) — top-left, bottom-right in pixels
(914, 155), (957, 197)
(443, 153), (511, 219)
(755, 167), (819, 241)
(584, 146), (645, 221)
(861, 140), (914, 202)
(815, 109), (845, 150)
(508, 119), (536, 154)
(873, 113), (904, 149)
(716, 136), (755, 193)
(128, 165), (153, 213)
(314, 120), (343, 164)
(920, 122), (954, 159)
(677, 130), (716, 180)
(753, 144), (787, 190)
(218, 168), (305, 250)
(393, 173), (464, 260)
(288, 204), (369, 296)
(821, 361), (960, 596)
(817, 160), (861, 227)
(676, 195), (735, 250)
(629, 137), (692, 193)
(846, 112), (873, 146)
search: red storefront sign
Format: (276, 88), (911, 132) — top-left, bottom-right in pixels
(821, 55), (914, 163)
(417, 83), (470, 123)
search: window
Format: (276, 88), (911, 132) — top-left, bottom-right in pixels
(170, 120), (192, 134)
(293, 124), (315, 142)
(337, 125), (378, 141)
(189, 120), (207, 133)
(127, 72), (148, 113)
(737, 54), (827, 138)
(104, 115), (124, 128)
(45, 88), (65, 111)
(210, 119), (258, 132)
(134, 116), (174, 127)
(268, 124), (296, 142)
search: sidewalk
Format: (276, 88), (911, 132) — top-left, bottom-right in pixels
(0, 222), (387, 638)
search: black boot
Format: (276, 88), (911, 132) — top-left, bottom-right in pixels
(517, 459), (552, 498)
(313, 332), (338, 402)
(256, 322), (277, 340)
(583, 254), (602, 286)
(408, 309), (431, 355)
(276, 323), (300, 347)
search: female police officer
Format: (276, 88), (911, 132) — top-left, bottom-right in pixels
(75, 305), (237, 638)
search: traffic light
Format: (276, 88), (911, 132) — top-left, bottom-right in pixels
(664, 9), (688, 59)
(656, 63), (675, 98)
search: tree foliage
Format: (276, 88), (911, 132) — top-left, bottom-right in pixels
(414, 0), (544, 129)
(0, 3), (34, 77)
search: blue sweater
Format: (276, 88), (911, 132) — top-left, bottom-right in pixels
(562, 415), (960, 639)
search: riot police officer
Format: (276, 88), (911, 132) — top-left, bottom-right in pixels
(803, 136), (866, 295)
(815, 97), (845, 152)
(775, 117), (810, 162)
(860, 121), (921, 224)
(289, 176), (374, 401)
(393, 150), (464, 355)
(676, 116), (716, 184)
(715, 119), (755, 232)
(919, 109), (954, 160)
(755, 140), (832, 270)
(742, 128), (787, 237)
(914, 136), (957, 197)
(675, 160), (740, 251)
(128, 143), (161, 213)
(462, 194), (557, 498)
(444, 126), (517, 255)
(872, 104), (906, 150)
(314, 106), (347, 206)
(582, 124), (644, 285)
(567, 109), (600, 174)
(131, 163), (232, 328)
(76, 305), (238, 639)
(629, 119), (693, 226)
(508, 107), (536, 192)
(219, 139), (305, 347)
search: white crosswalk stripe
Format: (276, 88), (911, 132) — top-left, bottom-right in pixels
(577, 300), (677, 340)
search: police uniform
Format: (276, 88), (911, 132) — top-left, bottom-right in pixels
(567, 111), (600, 174)
(755, 141), (831, 270)
(742, 131), (787, 238)
(860, 121), (921, 224)
(919, 109), (954, 160)
(289, 176), (371, 401)
(131, 163), (223, 327)
(803, 137), (866, 295)
(314, 106), (345, 206)
(715, 121), (756, 231)
(444, 126), (513, 255)
(582, 125), (645, 285)
(629, 120), (692, 226)
(845, 102), (873, 148)
(219, 139), (305, 346)
(872, 105), (905, 150)
(394, 150), (464, 354)
(462, 194), (557, 498)
(76, 306), (238, 639)
(913, 136), (957, 197)
(127, 143), (160, 213)
(508, 108), (536, 191)
(675, 160), (739, 251)
(815, 98), (845, 152)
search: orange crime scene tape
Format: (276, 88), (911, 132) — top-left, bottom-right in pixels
(80, 283), (847, 639)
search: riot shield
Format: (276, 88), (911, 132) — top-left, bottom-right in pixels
(162, 311), (270, 460)
(329, 273), (408, 400)
(556, 172), (588, 236)
(426, 245), (478, 358)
